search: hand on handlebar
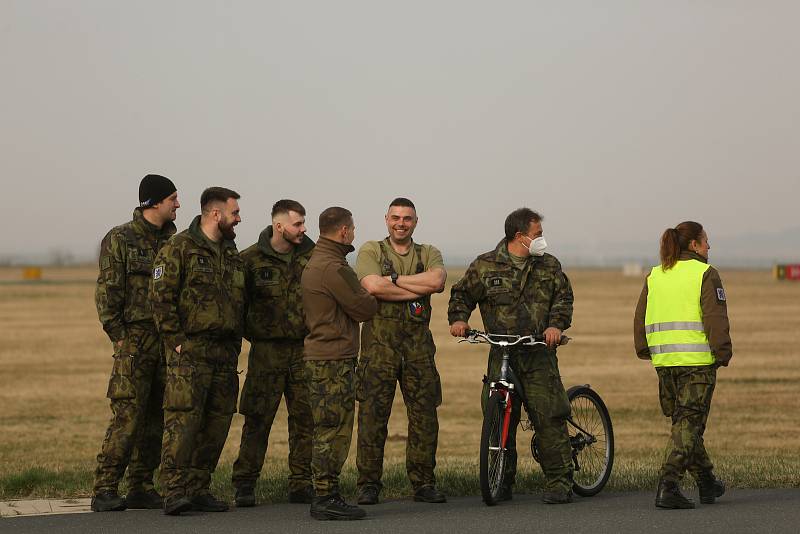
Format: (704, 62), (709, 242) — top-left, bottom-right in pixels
(543, 327), (562, 348)
(450, 321), (470, 338)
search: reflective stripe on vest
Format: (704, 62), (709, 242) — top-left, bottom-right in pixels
(644, 259), (714, 367)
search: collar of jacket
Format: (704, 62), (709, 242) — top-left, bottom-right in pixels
(257, 225), (315, 259)
(131, 208), (177, 237)
(679, 250), (708, 264)
(493, 238), (537, 267)
(315, 236), (354, 258)
(187, 214), (237, 253)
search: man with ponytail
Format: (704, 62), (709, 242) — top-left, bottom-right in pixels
(634, 221), (733, 509)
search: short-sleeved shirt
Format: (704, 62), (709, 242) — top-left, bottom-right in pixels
(356, 239), (444, 280)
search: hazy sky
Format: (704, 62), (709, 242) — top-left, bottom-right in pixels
(2, 1), (798, 266)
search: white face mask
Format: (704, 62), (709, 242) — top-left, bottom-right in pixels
(525, 235), (547, 256)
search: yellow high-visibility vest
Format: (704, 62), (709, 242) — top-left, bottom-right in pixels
(645, 259), (714, 367)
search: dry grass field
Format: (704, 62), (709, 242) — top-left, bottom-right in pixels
(1, 265), (798, 499)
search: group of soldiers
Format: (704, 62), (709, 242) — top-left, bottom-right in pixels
(90, 173), (596, 519)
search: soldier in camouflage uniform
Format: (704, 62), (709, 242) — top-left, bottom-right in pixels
(231, 200), (316, 507)
(301, 207), (378, 520)
(448, 208), (575, 504)
(91, 174), (179, 513)
(149, 187), (245, 516)
(354, 198), (447, 505)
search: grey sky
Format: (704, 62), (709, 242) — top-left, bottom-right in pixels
(2, 1), (798, 266)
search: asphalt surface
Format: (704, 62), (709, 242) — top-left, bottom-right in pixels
(2, 489), (799, 534)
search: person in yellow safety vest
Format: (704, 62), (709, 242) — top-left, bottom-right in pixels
(634, 221), (733, 509)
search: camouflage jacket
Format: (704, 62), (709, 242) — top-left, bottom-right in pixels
(241, 226), (315, 342)
(150, 215), (246, 349)
(448, 239), (574, 336)
(95, 208), (176, 342)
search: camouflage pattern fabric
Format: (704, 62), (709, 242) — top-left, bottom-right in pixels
(305, 359), (356, 497)
(232, 340), (312, 492)
(93, 327), (166, 494)
(483, 347), (573, 492)
(448, 240), (573, 335)
(96, 209), (176, 341)
(93, 209), (175, 494)
(355, 240), (442, 491)
(150, 215), (245, 500)
(149, 215), (246, 352)
(241, 227), (314, 341)
(448, 239), (575, 492)
(159, 339), (240, 500)
(356, 324), (441, 491)
(656, 365), (716, 483)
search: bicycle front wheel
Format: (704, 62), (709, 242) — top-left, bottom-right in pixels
(480, 390), (509, 506)
(567, 385), (614, 497)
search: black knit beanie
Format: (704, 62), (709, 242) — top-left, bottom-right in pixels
(139, 174), (177, 208)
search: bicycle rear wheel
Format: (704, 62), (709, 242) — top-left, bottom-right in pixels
(480, 390), (510, 506)
(567, 385), (614, 497)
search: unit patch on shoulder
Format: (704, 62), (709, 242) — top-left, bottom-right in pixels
(153, 265), (164, 280)
(716, 287), (726, 302)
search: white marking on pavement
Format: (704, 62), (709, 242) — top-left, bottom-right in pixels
(0, 498), (92, 517)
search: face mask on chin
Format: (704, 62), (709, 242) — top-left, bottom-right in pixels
(525, 235), (547, 256)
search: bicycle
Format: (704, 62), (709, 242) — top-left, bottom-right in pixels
(459, 329), (614, 505)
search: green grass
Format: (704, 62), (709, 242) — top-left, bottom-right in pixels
(3, 454), (798, 501)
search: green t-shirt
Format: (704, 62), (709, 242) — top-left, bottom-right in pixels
(508, 251), (529, 271)
(355, 239), (444, 280)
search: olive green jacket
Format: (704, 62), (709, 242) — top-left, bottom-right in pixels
(149, 215), (246, 350)
(95, 208), (176, 342)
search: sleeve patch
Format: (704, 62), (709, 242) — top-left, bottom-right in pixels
(716, 287), (726, 302)
(153, 265), (164, 280)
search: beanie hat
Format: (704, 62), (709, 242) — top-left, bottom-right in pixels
(139, 174), (177, 208)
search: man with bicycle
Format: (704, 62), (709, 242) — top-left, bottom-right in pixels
(448, 208), (575, 504)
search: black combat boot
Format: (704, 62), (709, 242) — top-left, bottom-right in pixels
(655, 479), (695, 509)
(696, 472), (725, 504)
(190, 493), (229, 512)
(163, 495), (193, 516)
(413, 485), (447, 503)
(288, 485), (315, 504)
(91, 491), (127, 512)
(125, 489), (163, 509)
(234, 485), (256, 507)
(310, 493), (366, 520)
(542, 490), (573, 504)
(357, 484), (380, 505)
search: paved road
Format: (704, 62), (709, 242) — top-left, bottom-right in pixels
(2, 489), (799, 534)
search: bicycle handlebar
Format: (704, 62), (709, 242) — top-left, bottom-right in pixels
(458, 329), (570, 347)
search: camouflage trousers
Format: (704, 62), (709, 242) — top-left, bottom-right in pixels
(356, 322), (442, 491)
(159, 338), (240, 500)
(232, 339), (312, 492)
(483, 347), (573, 493)
(93, 327), (165, 494)
(305, 358), (356, 497)
(656, 365), (716, 483)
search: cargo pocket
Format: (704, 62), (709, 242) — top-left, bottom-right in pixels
(164, 363), (195, 411)
(210, 368), (240, 416)
(238, 372), (269, 416)
(107, 354), (136, 400)
(537, 371), (570, 420)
